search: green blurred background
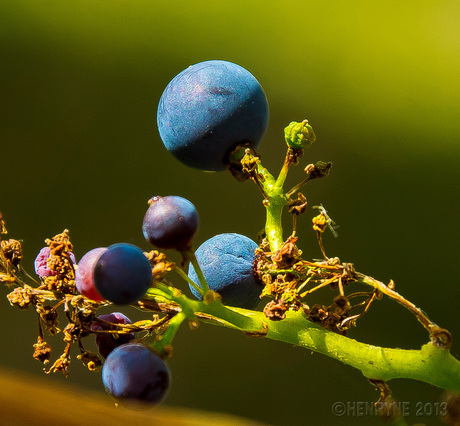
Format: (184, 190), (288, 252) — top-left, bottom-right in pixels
(1, 1), (459, 425)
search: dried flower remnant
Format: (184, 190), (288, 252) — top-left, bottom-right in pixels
(1, 239), (23, 267)
(146, 250), (175, 281)
(33, 336), (52, 364)
(35, 246), (76, 278)
(39, 230), (76, 293)
(263, 299), (288, 321)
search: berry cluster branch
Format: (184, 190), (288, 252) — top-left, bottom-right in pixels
(137, 288), (460, 394)
(2, 60), (459, 423)
(233, 120), (331, 253)
(355, 273), (452, 346)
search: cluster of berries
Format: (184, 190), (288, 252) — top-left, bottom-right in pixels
(33, 60), (269, 407)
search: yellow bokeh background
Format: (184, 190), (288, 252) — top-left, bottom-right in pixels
(1, 1), (459, 425)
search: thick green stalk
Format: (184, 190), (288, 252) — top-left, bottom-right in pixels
(154, 293), (460, 394)
(264, 195), (286, 252)
(251, 161), (288, 252)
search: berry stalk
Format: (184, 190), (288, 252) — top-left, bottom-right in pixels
(263, 194), (287, 252)
(240, 149), (288, 252)
(143, 289), (460, 395)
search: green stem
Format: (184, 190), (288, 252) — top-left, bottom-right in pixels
(264, 195), (286, 252)
(189, 254), (210, 294)
(216, 309), (460, 393)
(355, 273), (448, 344)
(287, 175), (312, 198)
(173, 266), (205, 296)
(144, 291), (460, 394)
(150, 311), (188, 355)
(251, 160), (288, 252)
(274, 153), (291, 188)
(173, 251), (210, 296)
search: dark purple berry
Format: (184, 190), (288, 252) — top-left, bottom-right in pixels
(142, 195), (199, 250)
(157, 60), (269, 171)
(188, 233), (261, 309)
(75, 247), (107, 301)
(102, 343), (170, 406)
(94, 243), (152, 305)
(91, 312), (135, 358)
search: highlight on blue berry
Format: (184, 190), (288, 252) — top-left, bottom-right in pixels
(75, 247), (107, 302)
(188, 233), (261, 309)
(102, 343), (170, 406)
(91, 312), (136, 359)
(157, 60), (269, 171)
(93, 243), (152, 305)
(142, 195), (199, 250)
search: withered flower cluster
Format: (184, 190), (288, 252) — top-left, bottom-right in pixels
(0, 215), (178, 376)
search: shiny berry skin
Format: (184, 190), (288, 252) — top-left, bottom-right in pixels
(75, 247), (107, 301)
(188, 233), (261, 309)
(94, 243), (152, 305)
(91, 312), (135, 358)
(102, 343), (170, 406)
(157, 60), (269, 171)
(142, 195), (199, 250)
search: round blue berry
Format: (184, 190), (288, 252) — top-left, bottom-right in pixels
(188, 233), (261, 309)
(102, 343), (170, 406)
(157, 60), (269, 171)
(142, 195), (199, 250)
(94, 243), (152, 305)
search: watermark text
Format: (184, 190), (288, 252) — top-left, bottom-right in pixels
(331, 400), (447, 417)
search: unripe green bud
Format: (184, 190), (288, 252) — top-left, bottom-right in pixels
(284, 120), (316, 149)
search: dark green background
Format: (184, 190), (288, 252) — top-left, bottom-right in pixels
(1, 1), (459, 425)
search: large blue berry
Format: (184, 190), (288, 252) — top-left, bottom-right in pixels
(94, 243), (152, 305)
(157, 60), (269, 171)
(75, 247), (107, 302)
(91, 312), (135, 359)
(102, 343), (170, 406)
(142, 195), (199, 250)
(188, 233), (261, 309)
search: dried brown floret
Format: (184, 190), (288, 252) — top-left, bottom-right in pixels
(271, 236), (302, 268)
(38, 230), (76, 293)
(312, 213), (328, 233)
(77, 351), (102, 372)
(263, 300), (288, 321)
(33, 336), (52, 364)
(36, 304), (60, 335)
(1, 239), (23, 267)
(63, 323), (81, 344)
(307, 304), (329, 322)
(46, 350), (71, 376)
(288, 193), (308, 216)
(305, 161), (332, 179)
(145, 250), (175, 280)
(7, 286), (40, 309)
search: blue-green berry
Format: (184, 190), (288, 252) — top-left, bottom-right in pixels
(157, 60), (269, 171)
(188, 233), (261, 309)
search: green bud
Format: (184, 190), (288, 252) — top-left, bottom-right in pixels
(284, 120), (316, 149)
